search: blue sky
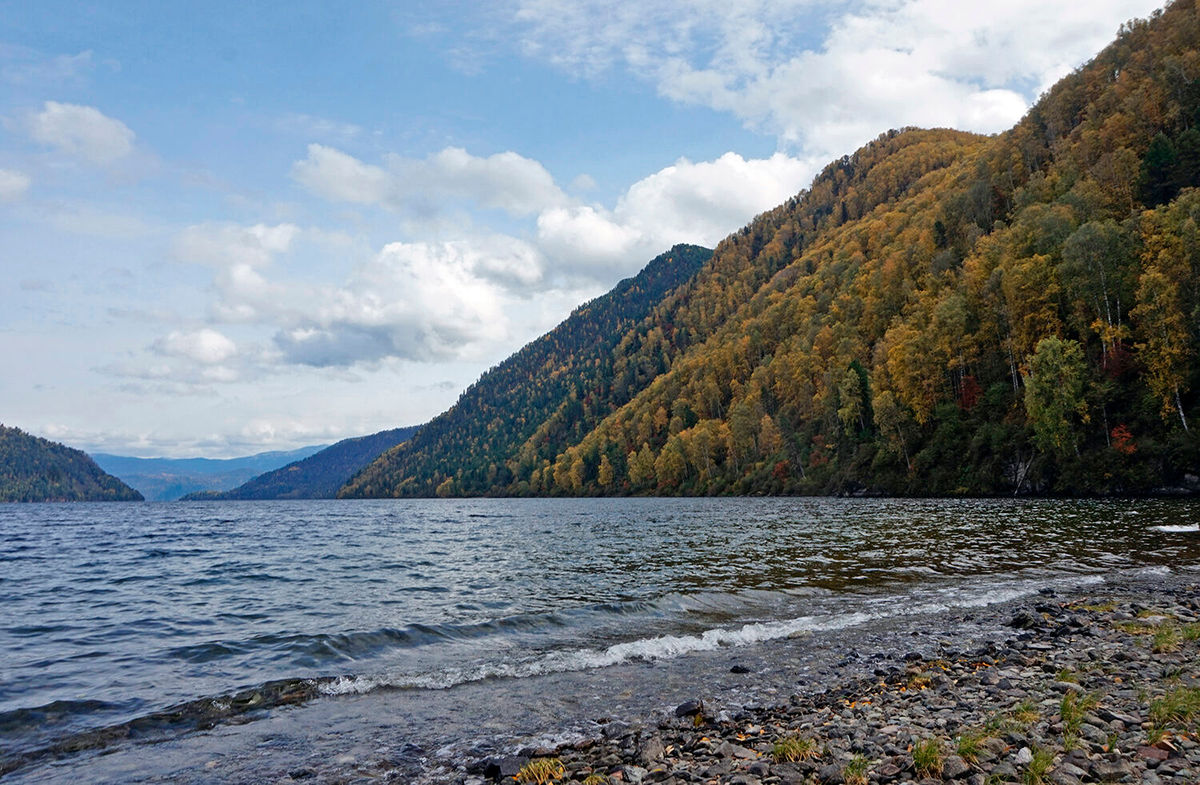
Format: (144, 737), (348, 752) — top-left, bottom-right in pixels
(1, 0), (1163, 457)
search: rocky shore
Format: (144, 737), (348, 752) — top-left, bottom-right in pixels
(456, 581), (1200, 785)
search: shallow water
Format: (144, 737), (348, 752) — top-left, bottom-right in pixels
(2, 497), (1199, 777)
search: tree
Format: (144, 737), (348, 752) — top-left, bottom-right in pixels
(1133, 268), (1191, 431)
(1023, 337), (1089, 455)
(1141, 132), (1179, 207)
(597, 454), (614, 488)
(872, 390), (911, 470)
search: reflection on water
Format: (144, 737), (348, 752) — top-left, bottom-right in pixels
(1, 497), (1198, 760)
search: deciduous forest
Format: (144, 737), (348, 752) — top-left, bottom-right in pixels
(344, 1), (1200, 498)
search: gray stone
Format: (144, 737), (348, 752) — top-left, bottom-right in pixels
(990, 762), (1019, 780)
(715, 741), (757, 760)
(637, 736), (665, 765)
(1090, 757), (1135, 781)
(1014, 747), (1034, 765)
(942, 755), (971, 778)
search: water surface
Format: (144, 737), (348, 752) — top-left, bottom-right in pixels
(2, 497), (1198, 774)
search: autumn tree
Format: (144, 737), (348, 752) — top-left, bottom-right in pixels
(1023, 336), (1089, 455)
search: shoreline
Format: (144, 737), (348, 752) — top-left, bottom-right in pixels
(8, 569), (1196, 784)
(447, 575), (1199, 785)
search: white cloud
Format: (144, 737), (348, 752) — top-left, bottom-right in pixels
(291, 144), (390, 204)
(0, 169), (30, 202)
(174, 222), (299, 268)
(153, 328), (238, 365)
(1, 47), (96, 85)
(28, 101), (135, 165)
(276, 237), (537, 366)
(293, 143), (568, 217)
(510, 0), (1162, 157)
(169, 220), (546, 367)
(538, 151), (814, 274)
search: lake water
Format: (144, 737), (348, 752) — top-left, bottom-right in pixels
(3, 497), (1199, 780)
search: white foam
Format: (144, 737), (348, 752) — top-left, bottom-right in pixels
(1152, 524), (1200, 533)
(319, 578), (1061, 697)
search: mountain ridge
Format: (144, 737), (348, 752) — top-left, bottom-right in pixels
(350, 1), (1200, 497)
(184, 426), (419, 500)
(0, 425), (143, 502)
(93, 447), (326, 501)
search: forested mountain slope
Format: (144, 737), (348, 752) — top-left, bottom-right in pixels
(350, 0), (1200, 497)
(341, 245), (712, 497)
(0, 425), (143, 502)
(186, 426), (419, 499)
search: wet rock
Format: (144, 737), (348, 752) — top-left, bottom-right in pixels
(674, 700), (702, 718)
(1008, 612), (1041, 630)
(482, 755), (527, 780)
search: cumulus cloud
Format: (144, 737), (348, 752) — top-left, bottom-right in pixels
(511, 0), (1162, 157)
(276, 237), (537, 366)
(293, 143), (568, 216)
(0, 169), (30, 202)
(28, 101), (135, 165)
(173, 223), (300, 322)
(169, 220), (546, 367)
(174, 222), (299, 268)
(538, 151), (814, 274)
(153, 328), (238, 365)
(291, 144), (390, 204)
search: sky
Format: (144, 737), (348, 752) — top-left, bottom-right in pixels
(0, 0), (1165, 458)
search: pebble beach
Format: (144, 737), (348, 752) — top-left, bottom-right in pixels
(450, 577), (1200, 785)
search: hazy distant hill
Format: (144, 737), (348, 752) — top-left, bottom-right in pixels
(346, 1), (1200, 497)
(93, 447), (325, 502)
(183, 427), (419, 500)
(0, 425), (143, 502)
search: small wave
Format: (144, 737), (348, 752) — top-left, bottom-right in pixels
(319, 576), (1090, 697)
(1151, 524), (1199, 533)
(0, 699), (122, 733)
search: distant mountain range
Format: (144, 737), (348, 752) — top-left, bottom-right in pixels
(1, 425), (142, 502)
(92, 447), (325, 502)
(181, 426), (420, 500)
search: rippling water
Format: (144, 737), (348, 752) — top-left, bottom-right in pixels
(3, 497), (1199, 770)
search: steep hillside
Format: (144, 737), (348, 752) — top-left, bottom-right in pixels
(349, 1), (1200, 498)
(185, 426), (419, 500)
(0, 425), (143, 502)
(93, 447), (325, 501)
(341, 245), (712, 496)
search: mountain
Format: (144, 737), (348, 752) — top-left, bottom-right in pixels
(341, 244), (713, 497)
(92, 446), (326, 502)
(346, 1), (1200, 498)
(183, 426), (419, 500)
(0, 425), (143, 502)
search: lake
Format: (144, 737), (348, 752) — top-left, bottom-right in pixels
(3, 497), (1199, 781)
